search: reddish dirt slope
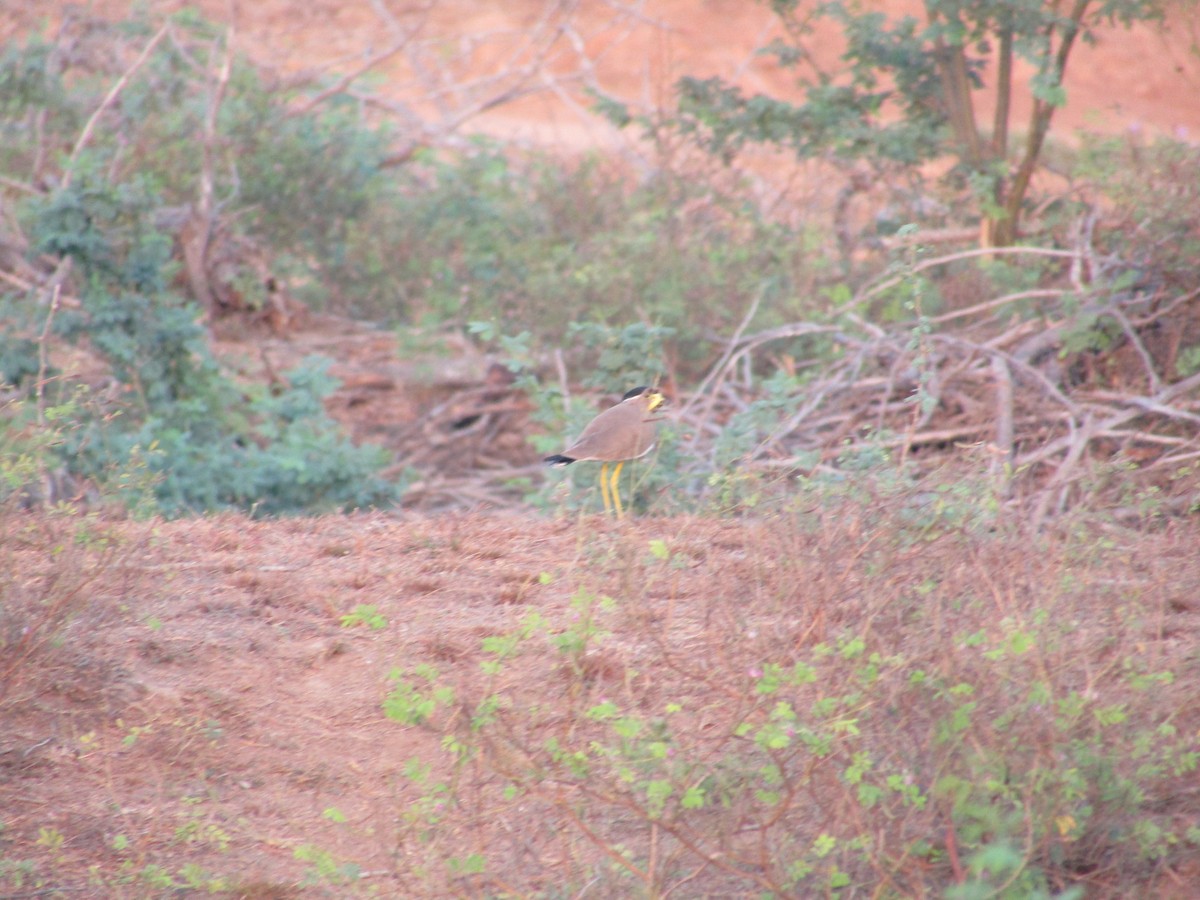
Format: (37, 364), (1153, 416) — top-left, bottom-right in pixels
(5, 0), (1200, 153)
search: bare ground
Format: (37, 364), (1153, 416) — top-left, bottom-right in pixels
(4, 510), (598, 894)
(0, 510), (810, 894)
(4, 502), (1200, 896)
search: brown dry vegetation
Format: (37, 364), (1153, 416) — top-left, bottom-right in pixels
(4, 1), (1200, 898)
(3, 502), (1199, 896)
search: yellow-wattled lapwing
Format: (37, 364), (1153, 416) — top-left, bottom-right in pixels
(544, 386), (665, 517)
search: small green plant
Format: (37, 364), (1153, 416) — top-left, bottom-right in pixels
(340, 604), (388, 630)
(550, 589), (614, 676)
(384, 664), (457, 728)
(173, 796), (231, 853)
(294, 842), (362, 887)
(0, 856), (40, 891)
(83, 802), (236, 894)
(120, 722), (153, 748)
(34, 827), (64, 852)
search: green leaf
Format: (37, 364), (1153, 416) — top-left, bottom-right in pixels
(812, 832), (837, 858)
(682, 785), (706, 809)
(587, 701), (620, 720)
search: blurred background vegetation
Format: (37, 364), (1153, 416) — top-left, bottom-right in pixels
(1, 2), (1197, 520)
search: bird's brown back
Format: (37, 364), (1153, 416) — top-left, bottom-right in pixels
(562, 393), (660, 462)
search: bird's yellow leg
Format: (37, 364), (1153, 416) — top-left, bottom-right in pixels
(610, 461), (625, 518)
(598, 463), (612, 514)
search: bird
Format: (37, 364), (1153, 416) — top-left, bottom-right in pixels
(544, 386), (666, 517)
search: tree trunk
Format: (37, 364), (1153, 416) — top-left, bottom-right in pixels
(982, 20), (1014, 248)
(991, 0), (1091, 246)
(934, 37), (984, 167)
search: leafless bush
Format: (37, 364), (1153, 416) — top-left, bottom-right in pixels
(0, 508), (132, 708)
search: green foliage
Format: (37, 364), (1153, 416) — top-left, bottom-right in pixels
(672, 55), (940, 167)
(356, 143), (822, 356)
(294, 843), (362, 887)
(0, 334), (42, 388)
(626, 0), (1167, 245)
(0, 854), (40, 892)
(1059, 310), (1121, 356)
(223, 90), (393, 298)
(0, 34), (55, 108)
(565, 321), (675, 391)
(3, 15), (392, 288)
(3, 146), (395, 516)
(384, 664), (456, 727)
(92, 835), (232, 897)
(0, 395), (66, 505)
(102, 355), (395, 517)
(340, 604), (388, 630)
(33, 175), (212, 408)
(1176, 343), (1200, 379)
(711, 368), (804, 469)
(0, 35), (74, 169)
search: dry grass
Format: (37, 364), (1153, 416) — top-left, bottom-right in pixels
(1, 497), (1197, 897)
(0, 510), (140, 708)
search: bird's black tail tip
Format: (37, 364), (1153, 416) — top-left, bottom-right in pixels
(543, 454), (575, 467)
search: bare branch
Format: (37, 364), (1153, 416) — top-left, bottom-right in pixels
(854, 245), (1081, 312)
(990, 355), (1015, 497)
(179, 22), (235, 315)
(290, 36), (416, 119)
(1105, 302), (1162, 393)
(64, 22), (170, 189)
(929, 289), (1069, 325)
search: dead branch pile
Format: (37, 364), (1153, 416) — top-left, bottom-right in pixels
(367, 241), (1200, 521)
(671, 243), (1200, 527)
(382, 364), (544, 509)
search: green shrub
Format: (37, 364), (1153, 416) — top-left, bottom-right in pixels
(349, 145), (828, 363)
(1, 13), (393, 298)
(59, 355), (396, 517)
(9, 161), (395, 517)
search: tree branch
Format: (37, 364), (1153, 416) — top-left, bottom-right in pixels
(64, 22), (170, 189)
(997, 0), (1091, 244)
